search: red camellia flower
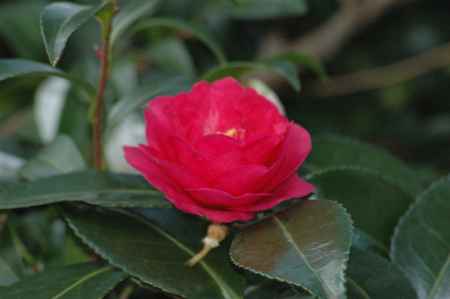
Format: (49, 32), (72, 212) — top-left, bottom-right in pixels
(124, 77), (314, 223)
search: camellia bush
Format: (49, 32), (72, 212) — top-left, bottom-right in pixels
(0, 1), (449, 299)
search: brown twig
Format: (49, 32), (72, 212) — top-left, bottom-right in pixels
(308, 41), (450, 96)
(257, 0), (412, 88)
(260, 0), (406, 61)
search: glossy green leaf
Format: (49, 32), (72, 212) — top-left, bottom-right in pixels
(40, 2), (100, 66)
(131, 18), (226, 64)
(65, 207), (245, 299)
(0, 170), (168, 209)
(20, 135), (86, 181)
(229, 0), (307, 19)
(202, 61), (300, 91)
(0, 59), (95, 95)
(111, 0), (160, 45)
(391, 175), (450, 299)
(346, 248), (417, 299)
(305, 134), (423, 195)
(231, 200), (353, 299)
(0, 263), (127, 299)
(309, 167), (413, 247)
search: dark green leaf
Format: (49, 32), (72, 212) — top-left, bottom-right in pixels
(0, 263), (127, 299)
(309, 167), (413, 247)
(131, 18), (226, 64)
(346, 248), (417, 299)
(65, 207), (245, 299)
(244, 280), (315, 299)
(231, 200), (353, 299)
(40, 2), (100, 66)
(20, 135), (86, 181)
(111, 0), (161, 44)
(352, 229), (389, 257)
(229, 0), (307, 19)
(0, 2), (44, 59)
(391, 176), (450, 299)
(305, 134), (423, 195)
(0, 170), (169, 209)
(202, 61), (300, 91)
(0, 59), (95, 95)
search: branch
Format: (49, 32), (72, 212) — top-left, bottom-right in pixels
(257, 0), (410, 88)
(308, 41), (450, 96)
(260, 0), (405, 61)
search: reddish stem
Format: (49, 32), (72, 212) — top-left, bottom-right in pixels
(92, 16), (113, 170)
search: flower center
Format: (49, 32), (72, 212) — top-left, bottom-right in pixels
(223, 128), (238, 138)
(217, 127), (246, 140)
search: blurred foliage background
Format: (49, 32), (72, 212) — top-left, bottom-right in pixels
(1, 0), (449, 174)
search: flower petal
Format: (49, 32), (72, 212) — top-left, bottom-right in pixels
(263, 123), (312, 192)
(237, 174), (315, 212)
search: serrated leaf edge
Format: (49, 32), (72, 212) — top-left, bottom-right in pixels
(229, 199), (354, 299)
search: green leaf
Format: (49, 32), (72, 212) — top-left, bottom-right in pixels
(229, 0), (308, 19)
(352, 229), (389, 257)
(391, 175), (450, 299)
(0, 263), (127, 299)
(268, 52), (326, 80)
(309, 167), (413, 247)
(305, 134), (423, 195)
(0, 170), (169, 209)
(149, 38), (196, 78)
(230, 200), (353, 299)
(244, 280), (315, 299)
(202, 61), (300, 91)
(131, 18), (226, 65)
(111, 0), (161, 45)
(34, 78), (71, 143)
(20, 135), (87, 181)
(346, 248), (417, 299)
(0, 59), (95, 95)
(64, 207), (245, 299)
(40, 2), (100, 66)
(0, 2), (44, 59)
(0, 258), (19, 287)
(0, 151), (25, 180)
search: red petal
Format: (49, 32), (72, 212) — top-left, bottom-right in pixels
(263, 123), (312, 192)
(237, 174), (315, 212)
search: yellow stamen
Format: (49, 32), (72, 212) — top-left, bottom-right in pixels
(223, 128), (238, 138)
